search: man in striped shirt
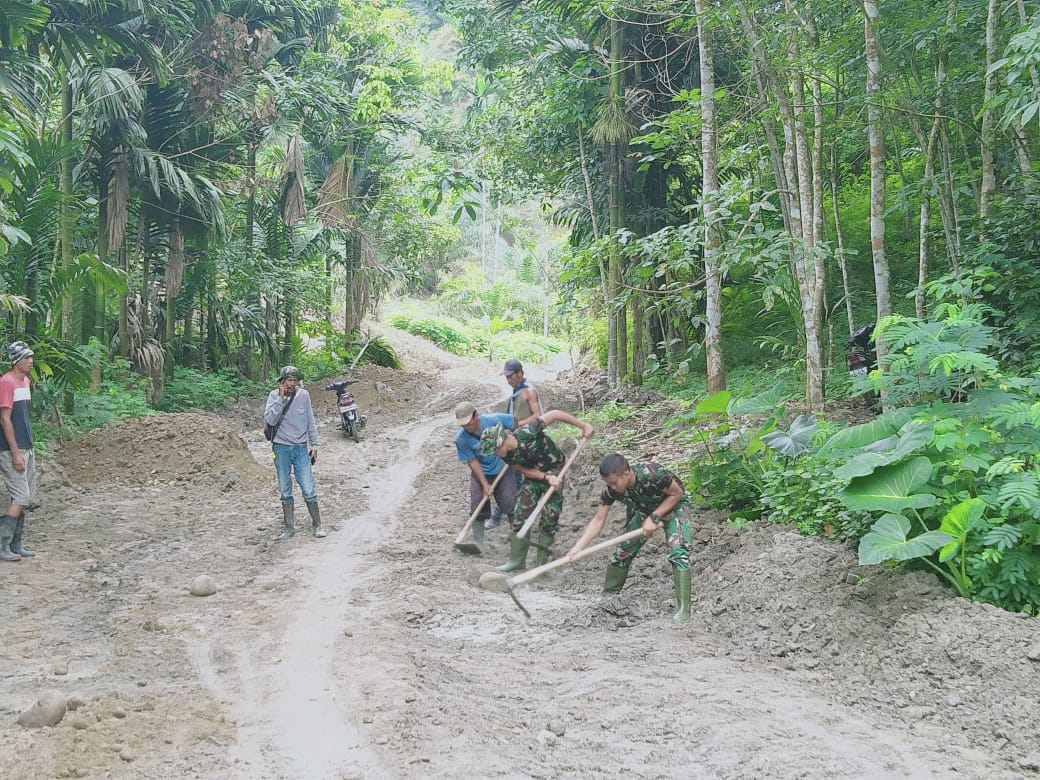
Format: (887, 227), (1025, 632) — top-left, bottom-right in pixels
(0, 341), (38, 561)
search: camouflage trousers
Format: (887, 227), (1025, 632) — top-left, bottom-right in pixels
(610, 498), (692, 572)
(508, 476), (563, 537)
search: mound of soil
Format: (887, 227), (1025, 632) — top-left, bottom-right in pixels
(57, 412), (269, 488)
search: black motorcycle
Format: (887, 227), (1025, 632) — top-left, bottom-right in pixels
(847, 323), (876, 377)
(847, 323), (878, 409)
(323, 379), (367, 442)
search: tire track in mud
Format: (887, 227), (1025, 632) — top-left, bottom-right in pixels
(191, 396), (452, 779)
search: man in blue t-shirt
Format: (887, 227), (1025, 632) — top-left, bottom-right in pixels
(453, 401), (517, 547)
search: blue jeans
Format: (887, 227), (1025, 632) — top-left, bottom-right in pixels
(273, 444), (317, 504)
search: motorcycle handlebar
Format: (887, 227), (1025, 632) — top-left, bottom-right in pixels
(323, 379), (359, 391)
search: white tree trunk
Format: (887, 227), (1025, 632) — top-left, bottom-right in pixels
(863, 0), (891, 327)
(695, 0), (726, 394)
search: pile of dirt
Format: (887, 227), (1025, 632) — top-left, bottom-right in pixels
(309, 363), (438, 421)
(57, 412), (269, 488)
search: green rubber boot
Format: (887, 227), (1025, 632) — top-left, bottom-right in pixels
(672, 569), (691, 622)
(534, 533), (554, 567)
(471, 515), (485, 546)
(10, 513), (33, 557)
(600, 563), (629, 595)
(495, 534), (530, 572)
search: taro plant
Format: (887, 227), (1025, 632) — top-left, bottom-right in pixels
(826, 396), (1040, 612)
(674, 383), (813, 521)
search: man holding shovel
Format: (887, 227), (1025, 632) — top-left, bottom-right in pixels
(566, 453), (693, 621)
(454, 402), (517, 549)
(480, 411), (594, 573)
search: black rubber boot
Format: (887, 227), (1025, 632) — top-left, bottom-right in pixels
(9, 513), (33, 557)
(600, 563), (629, 595)
(306, 501), (326, 538)
(0, 514), (22, 562)
(495, 534), (530, 572)
(276, 500), (295, 540)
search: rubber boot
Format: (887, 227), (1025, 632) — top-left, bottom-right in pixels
(672, 569), (691, 622)
(600, 563), (629, 595)
(0, 514), (22, 562)
(276, 500), (295, 540)
(9, 513), (33, 557)
(306, 501), (326, 538)
(495, 534), (530, 572)
(471, 515), (485, 546)
(534, 533), (554, 567)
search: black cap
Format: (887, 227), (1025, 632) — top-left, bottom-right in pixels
(500, 359), (523, 375)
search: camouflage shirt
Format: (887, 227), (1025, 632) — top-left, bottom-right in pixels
(600, 461), (684, 517)
(503, 418), (565, 473)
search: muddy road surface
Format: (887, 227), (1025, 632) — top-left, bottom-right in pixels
(1, 339), (1039, 779)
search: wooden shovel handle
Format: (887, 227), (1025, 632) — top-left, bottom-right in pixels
(453, 466), (509, 545)
(507, 527), (647, 589)
(516, 436), (589, 540)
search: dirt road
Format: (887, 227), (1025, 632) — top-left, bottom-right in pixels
(1, 338), (1038, 779)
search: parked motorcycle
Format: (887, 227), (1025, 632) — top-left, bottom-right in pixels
(323, 379), (367, 442)
(846, 323), (876, 376)
(847, 323), (878, 410)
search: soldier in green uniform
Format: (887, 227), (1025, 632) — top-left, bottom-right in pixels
(566, 453), (693, 621)
(480, 410), (594, 572)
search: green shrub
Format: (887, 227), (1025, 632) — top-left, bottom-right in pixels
(158, 367), (263, 412)
(760, 459), (872, 539)
(389, 312), (472, 354)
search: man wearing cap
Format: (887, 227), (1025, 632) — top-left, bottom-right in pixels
(480, 410), (594, 572)
(501, 359), (541, 427)
(0, 341), (38, 561)
(487, 358), (542, 531)
(453, 401), (517, 550)
(264, 366), (325, 540)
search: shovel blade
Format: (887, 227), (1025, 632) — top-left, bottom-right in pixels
(454, 542), (482, 556)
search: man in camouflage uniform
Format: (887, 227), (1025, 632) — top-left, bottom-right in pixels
(566, 453), (693, 621)
(480, 410), (594, 572)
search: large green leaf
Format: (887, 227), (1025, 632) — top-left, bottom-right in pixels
(858, 513), (953, 565)
(761, 414), (817, 457)
(938, 498), (986, 563)
(833, 421), (935, 481)
(694, 390), (731, 416)
(839, 456), (938, 513)
(817, 408), (915, 457)
(729, 382), (787, 415)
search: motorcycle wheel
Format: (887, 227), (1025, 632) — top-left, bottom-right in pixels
(346, 419), (361, 442)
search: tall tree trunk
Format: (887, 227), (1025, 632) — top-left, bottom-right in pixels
(60, 73), (75, 411)
(979, 0), (1000, 222)
(863, 0), (892, 341)
(695, 0), (726, 394)
(830, 143), (854, 335)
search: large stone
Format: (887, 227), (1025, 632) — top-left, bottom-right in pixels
(189, 575), (217, 597)
(17, 690), (68, 728)
(478, 571), (510, 593)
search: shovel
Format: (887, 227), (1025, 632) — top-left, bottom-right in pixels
(453, 467), (509, 556)
(503, 527), (648, 618)
(515, 437), (588, 540)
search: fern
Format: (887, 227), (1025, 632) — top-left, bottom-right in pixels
(994, 472), (1040, 513)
